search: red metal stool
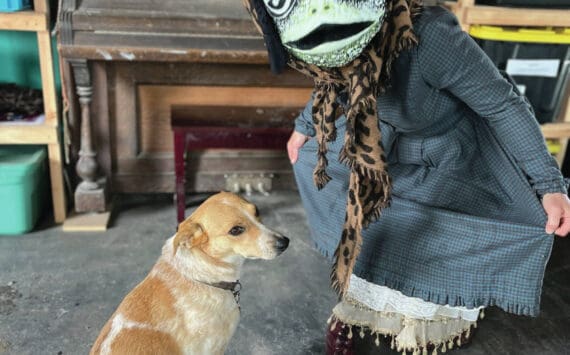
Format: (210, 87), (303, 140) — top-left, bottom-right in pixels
(171, 105), (301, 223)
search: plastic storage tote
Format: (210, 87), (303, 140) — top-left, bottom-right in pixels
(471, 26), (570, 124)
(0, 146), (47, 235)
(476, 0), (570, 8)
(0, 0), (31, 12)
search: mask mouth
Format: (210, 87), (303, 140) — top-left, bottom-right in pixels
(282, 17), (383, 67)
(285, 22), (373, 50)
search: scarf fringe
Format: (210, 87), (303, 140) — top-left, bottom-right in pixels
(313, 151), (332, 190)
(380, 0), (422, 90)
(314, 169), (332, 190)
(338, 150), (386, 182)
(326, 129), (338, 143)
(410, 0), (424, 18)
(397, 36), (418, 52)
(331, 247), (357, 298)
(382, 33), (418, 89)
(362, 199), (391, 228)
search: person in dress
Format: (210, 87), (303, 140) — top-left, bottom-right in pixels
(244, 0), (570, 353)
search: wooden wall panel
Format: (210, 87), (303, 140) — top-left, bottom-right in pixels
(98, 61), (313, 193)
(138, 85), (312, 153)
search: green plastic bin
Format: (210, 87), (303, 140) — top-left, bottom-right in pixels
(0, 146), (47, 235)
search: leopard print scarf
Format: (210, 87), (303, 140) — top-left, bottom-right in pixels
(244, 0), (422, 296)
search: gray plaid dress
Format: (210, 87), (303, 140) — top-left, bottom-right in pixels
(293, 7), (568, 317)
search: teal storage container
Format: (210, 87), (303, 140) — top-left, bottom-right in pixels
(0, 0), (31, 12)
(0, 146), (47, 235)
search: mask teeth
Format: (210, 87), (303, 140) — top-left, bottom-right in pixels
(284, 11), (383, 67)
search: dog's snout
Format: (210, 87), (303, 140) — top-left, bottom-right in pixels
(275, 236), (289, 253)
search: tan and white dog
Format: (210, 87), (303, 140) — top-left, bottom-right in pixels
(90, 192), (289, 355)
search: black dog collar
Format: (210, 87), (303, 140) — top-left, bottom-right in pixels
(207, 280), (242, 307)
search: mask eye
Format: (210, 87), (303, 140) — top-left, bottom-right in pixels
(229, 226), (246, 236)
(262, 0), (296, 19)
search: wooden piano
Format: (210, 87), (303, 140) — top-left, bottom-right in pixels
(57, 0), (312, 222)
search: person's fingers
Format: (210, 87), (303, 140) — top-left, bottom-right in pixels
(545, 208), (562, 234)
(287, 137), (298, 164)
(554, 208), (570, 236)
(288, 143), (298, 164)
(287, 132), (308, 164)
(554, 216), (570, 237)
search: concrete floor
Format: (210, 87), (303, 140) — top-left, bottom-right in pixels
(0, 191), (569, 355)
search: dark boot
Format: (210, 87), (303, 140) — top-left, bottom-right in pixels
(325, 317), (355, 355)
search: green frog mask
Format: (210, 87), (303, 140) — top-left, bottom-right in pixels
(261, 0), (387, 67)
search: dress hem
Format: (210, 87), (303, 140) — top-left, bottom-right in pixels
(313, 241), (540, 317)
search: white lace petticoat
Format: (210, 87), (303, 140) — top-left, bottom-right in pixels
(330, 275), (484, 354)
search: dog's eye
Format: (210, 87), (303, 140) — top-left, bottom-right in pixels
(228, 226), (245, 236)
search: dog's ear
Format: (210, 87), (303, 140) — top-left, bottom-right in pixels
(173, 221), (208, 255)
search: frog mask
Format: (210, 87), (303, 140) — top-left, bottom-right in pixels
(261, 0), (387, 67)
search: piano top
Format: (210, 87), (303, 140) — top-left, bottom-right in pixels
(59, 0), (268, 63)
(75, 0), (250, 20)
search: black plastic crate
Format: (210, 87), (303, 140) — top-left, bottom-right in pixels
(473, 28), (570, 124)
(476, 0), (570, 8)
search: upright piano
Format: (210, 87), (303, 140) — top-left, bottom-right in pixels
(58, 0), (312, 214)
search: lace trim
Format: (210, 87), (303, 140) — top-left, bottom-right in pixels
(346, 274), (483, 322)
(331, 300), (483, 354)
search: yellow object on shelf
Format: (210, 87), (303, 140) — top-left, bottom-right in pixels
(547, 139), (562, 155)
(470, 25), (570, 44)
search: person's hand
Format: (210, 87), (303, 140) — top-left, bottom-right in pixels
(542, 193), (570, 236)
(287, 131), (309, 164)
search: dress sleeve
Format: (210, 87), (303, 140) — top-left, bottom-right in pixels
(417, 9), (567, 197)
(294, 98), (316, 137)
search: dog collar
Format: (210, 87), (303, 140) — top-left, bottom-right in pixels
(208, 280), (242, 307)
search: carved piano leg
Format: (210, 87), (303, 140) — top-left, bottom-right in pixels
(70, 59), (108, 213)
